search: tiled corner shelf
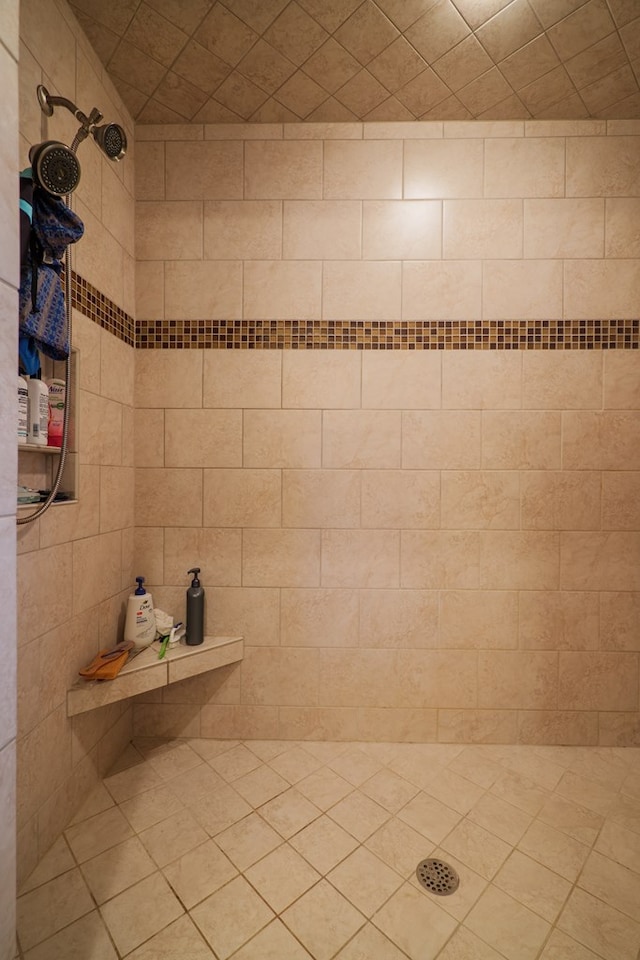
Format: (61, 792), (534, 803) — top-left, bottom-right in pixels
(67, 635), (243, 717)
(18, 443), (63, 453)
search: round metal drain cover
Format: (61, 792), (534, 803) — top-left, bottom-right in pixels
(416, 858), (460, 896)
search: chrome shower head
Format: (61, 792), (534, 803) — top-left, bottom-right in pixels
(92, 122), (127, 161)
(29, 140), (81, 196)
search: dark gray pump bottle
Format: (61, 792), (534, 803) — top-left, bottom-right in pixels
(186, 567), (204, 646)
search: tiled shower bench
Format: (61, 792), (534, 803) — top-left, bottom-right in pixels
(67, 636), (243, 716)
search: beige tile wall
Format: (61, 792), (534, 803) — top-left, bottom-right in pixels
(1, 3), (19, 956)
(133, 118), (640, 750)
(15, 0), (136, 886)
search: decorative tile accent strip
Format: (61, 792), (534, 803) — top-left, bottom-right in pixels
(67, 270), (135, 346)
(136, 319), (639, 350)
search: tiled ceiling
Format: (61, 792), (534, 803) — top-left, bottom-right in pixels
(70, 0), (640, 123)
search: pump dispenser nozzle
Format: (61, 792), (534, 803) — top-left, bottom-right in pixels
(135, 576), (146, 595)
(188, 567), (201, 587)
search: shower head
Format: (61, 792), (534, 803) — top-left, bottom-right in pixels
(29, 140), (81, 196)
(92, 122), (127, 161)
(36, 85), (127, 162)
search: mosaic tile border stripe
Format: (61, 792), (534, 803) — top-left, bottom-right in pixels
(136, 319), (640, 350)
(68, 271), (135, 347)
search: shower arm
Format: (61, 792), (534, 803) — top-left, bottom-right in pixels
(36, 85), (103, 141)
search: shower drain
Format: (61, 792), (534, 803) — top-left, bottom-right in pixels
(415, 858), (460, 896)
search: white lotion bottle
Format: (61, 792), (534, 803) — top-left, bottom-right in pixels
(27, 376), (48, 445)
(18, 375), (28, 444)
(124, 576), (157, 651)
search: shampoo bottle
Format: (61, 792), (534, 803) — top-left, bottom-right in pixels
(124, 576), (156, 651)
(27, 376), (48, 445)
(18, 376), (28, 444)
(186, 567), (204, 646)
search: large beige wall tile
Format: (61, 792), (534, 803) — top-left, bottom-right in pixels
(521, 472), (601, 530)
(323, 261), (401, 320)
(397, 650), (478, 709)
(361, 470), (440, 528)
(485, 138), (565, 197)
(101, 163), (135, 257)
(564, 260), (640, 318)
(135, 350), (203, 408)
(135, 468), (203, 526)
(362, 351), (441, 409)
(283, 470), (360, 528)
(243, 528), (321, 586)
(73, 531), (122, 615)
(164, 261), (242, 319)
(135, 141), (165, 201)
(134, 527), (164, 586)
(165, 141), (243, 199)
(323, 410), (401, 468)
(602, 472), (640, 530)
(603, 353), (640, 409)
(444, 199), (523, 258)
(563, 412), (640, 469)
(204, 351), (282, 408)
(401, 530), (480, 588)
(519, 591), (600, 650)
(245, 140), (322, 198)
(134, 409), (164, 467)
(324, 140), (402, 198)
(244, 261), (322, 319)
(283, 200), (361, 259)
(204, 468), (282, 527)
(282, 351), (361, 408)
(517, 712), (598, 746)
(441, 590), (518, 648)
(483, 260), (563, 319)
(136, 201), (203, 259)
(204, 200), (283, 259)
(480, 531), (560, 590)
(165, 409), (242, 467)
(442, 352), (522, 409)
(441, 471), (520, 529)
(163, 527), (242, 586)
(78, 393), (122, 466)
(522, 352), (603, 408)
(100, 335), (135, 407)
(136, 262), (164, 321)
(100, 466), (135, 533)
(362, 200), (442, 258)
(478, 651), (558, 709)
(558, 652), (638, 710)
(482, 411), (561, 469)
(208, 586), (280, 646)
(359, 589), (438, 649)
(402, 261), (482, 320)
(605, 198), (640, 258)
(244, 409), (321, 467)
(280, 588), (359, 647)
(561, 532), (640, 590)
(524, 199), (605, 257)
(72, 312), (101, 393)
(600, 592), (640, 652)
(404, 138), (483, 197)
(316, 649), (396, 707)
(402, 411), (481, 468)
(241, 648), (319, 706)
(439, 709), (517, 745)
(566, 136), (640, 196)
(321, 529), (400, 587)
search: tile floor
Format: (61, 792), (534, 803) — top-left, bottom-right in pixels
(15, 737), (640, 960)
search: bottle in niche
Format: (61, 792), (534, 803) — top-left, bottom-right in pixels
(186, 567), (204, 646)
(27, 376), (48, 445)
(18, 375), (28, 444)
